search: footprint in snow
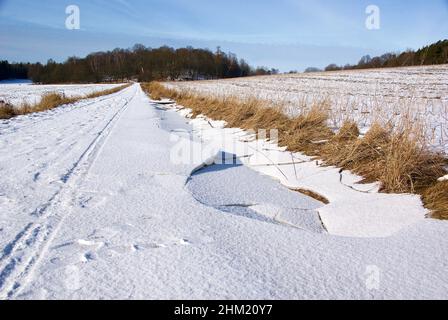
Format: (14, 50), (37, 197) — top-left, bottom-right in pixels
(77, 239), (105, 250)
(108, 244), (139, 255)
(179, 238), (191, 246)
(78, 196), (93, 208)
(109, 242), (166, 255)
(81, 252), (97, 263)
(50, 257), (61, 265)
(77, 194), (108, 209)
(137, 243), (166, 250)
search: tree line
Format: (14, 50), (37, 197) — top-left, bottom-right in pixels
(321, 39), (448, 72)
(4, 40), (446, 82)
(1, 45), (276, 84)
(0, 61), (29, 81)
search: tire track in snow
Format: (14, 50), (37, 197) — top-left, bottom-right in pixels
(0, 85), (137, 299)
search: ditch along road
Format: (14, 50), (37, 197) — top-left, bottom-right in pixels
(0, 84), (446, 299)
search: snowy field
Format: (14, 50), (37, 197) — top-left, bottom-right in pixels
(166, 65), (448, 153)
(0, 82), (124, 106)
(0, 83), (447, 299)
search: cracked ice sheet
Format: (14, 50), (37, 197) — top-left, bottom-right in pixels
(186, 160), (326, 233)
(181, 108), (429, 238)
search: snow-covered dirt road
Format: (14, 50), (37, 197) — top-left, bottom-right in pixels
(0, 84), (447, 299)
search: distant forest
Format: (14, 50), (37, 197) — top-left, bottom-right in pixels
(321, 39), (448, 72)
(2, 40), (448, 83)
(0, 45), (277, 84)
(0, 61), (29, 81)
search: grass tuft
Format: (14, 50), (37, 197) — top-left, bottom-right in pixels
(423, 181), (448, 219)
(322, 123), (446, 193)
(0, 101), (15, 119)
(281, 106), (333, 155)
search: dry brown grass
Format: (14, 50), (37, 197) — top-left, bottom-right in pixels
(322, 123), (446, 193)
(0, 84), (131, 120)
(15, 93), (78, 116)
(142, 82), (172, 101)
(294, 188), (330, 205)
(422, 181), (448, 219)
(280, 106), (334, 155)
(141, 82), (448, 219)
(0, 101), (15, 119)
(84, 84), (131, 99)
(320, 121), (360, 166)
(141, 82), (331, 149)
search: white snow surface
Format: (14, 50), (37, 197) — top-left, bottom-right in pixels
(0, 84), (447, 299)
(0, 83), (124, 106)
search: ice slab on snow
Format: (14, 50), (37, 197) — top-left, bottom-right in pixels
(176, 106), (427, 238)
(187, 159), (325, 233)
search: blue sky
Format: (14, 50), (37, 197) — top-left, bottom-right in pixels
(0, 0), (447, 71)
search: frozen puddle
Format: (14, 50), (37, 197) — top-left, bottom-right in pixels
(186, 153), (326, 233)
